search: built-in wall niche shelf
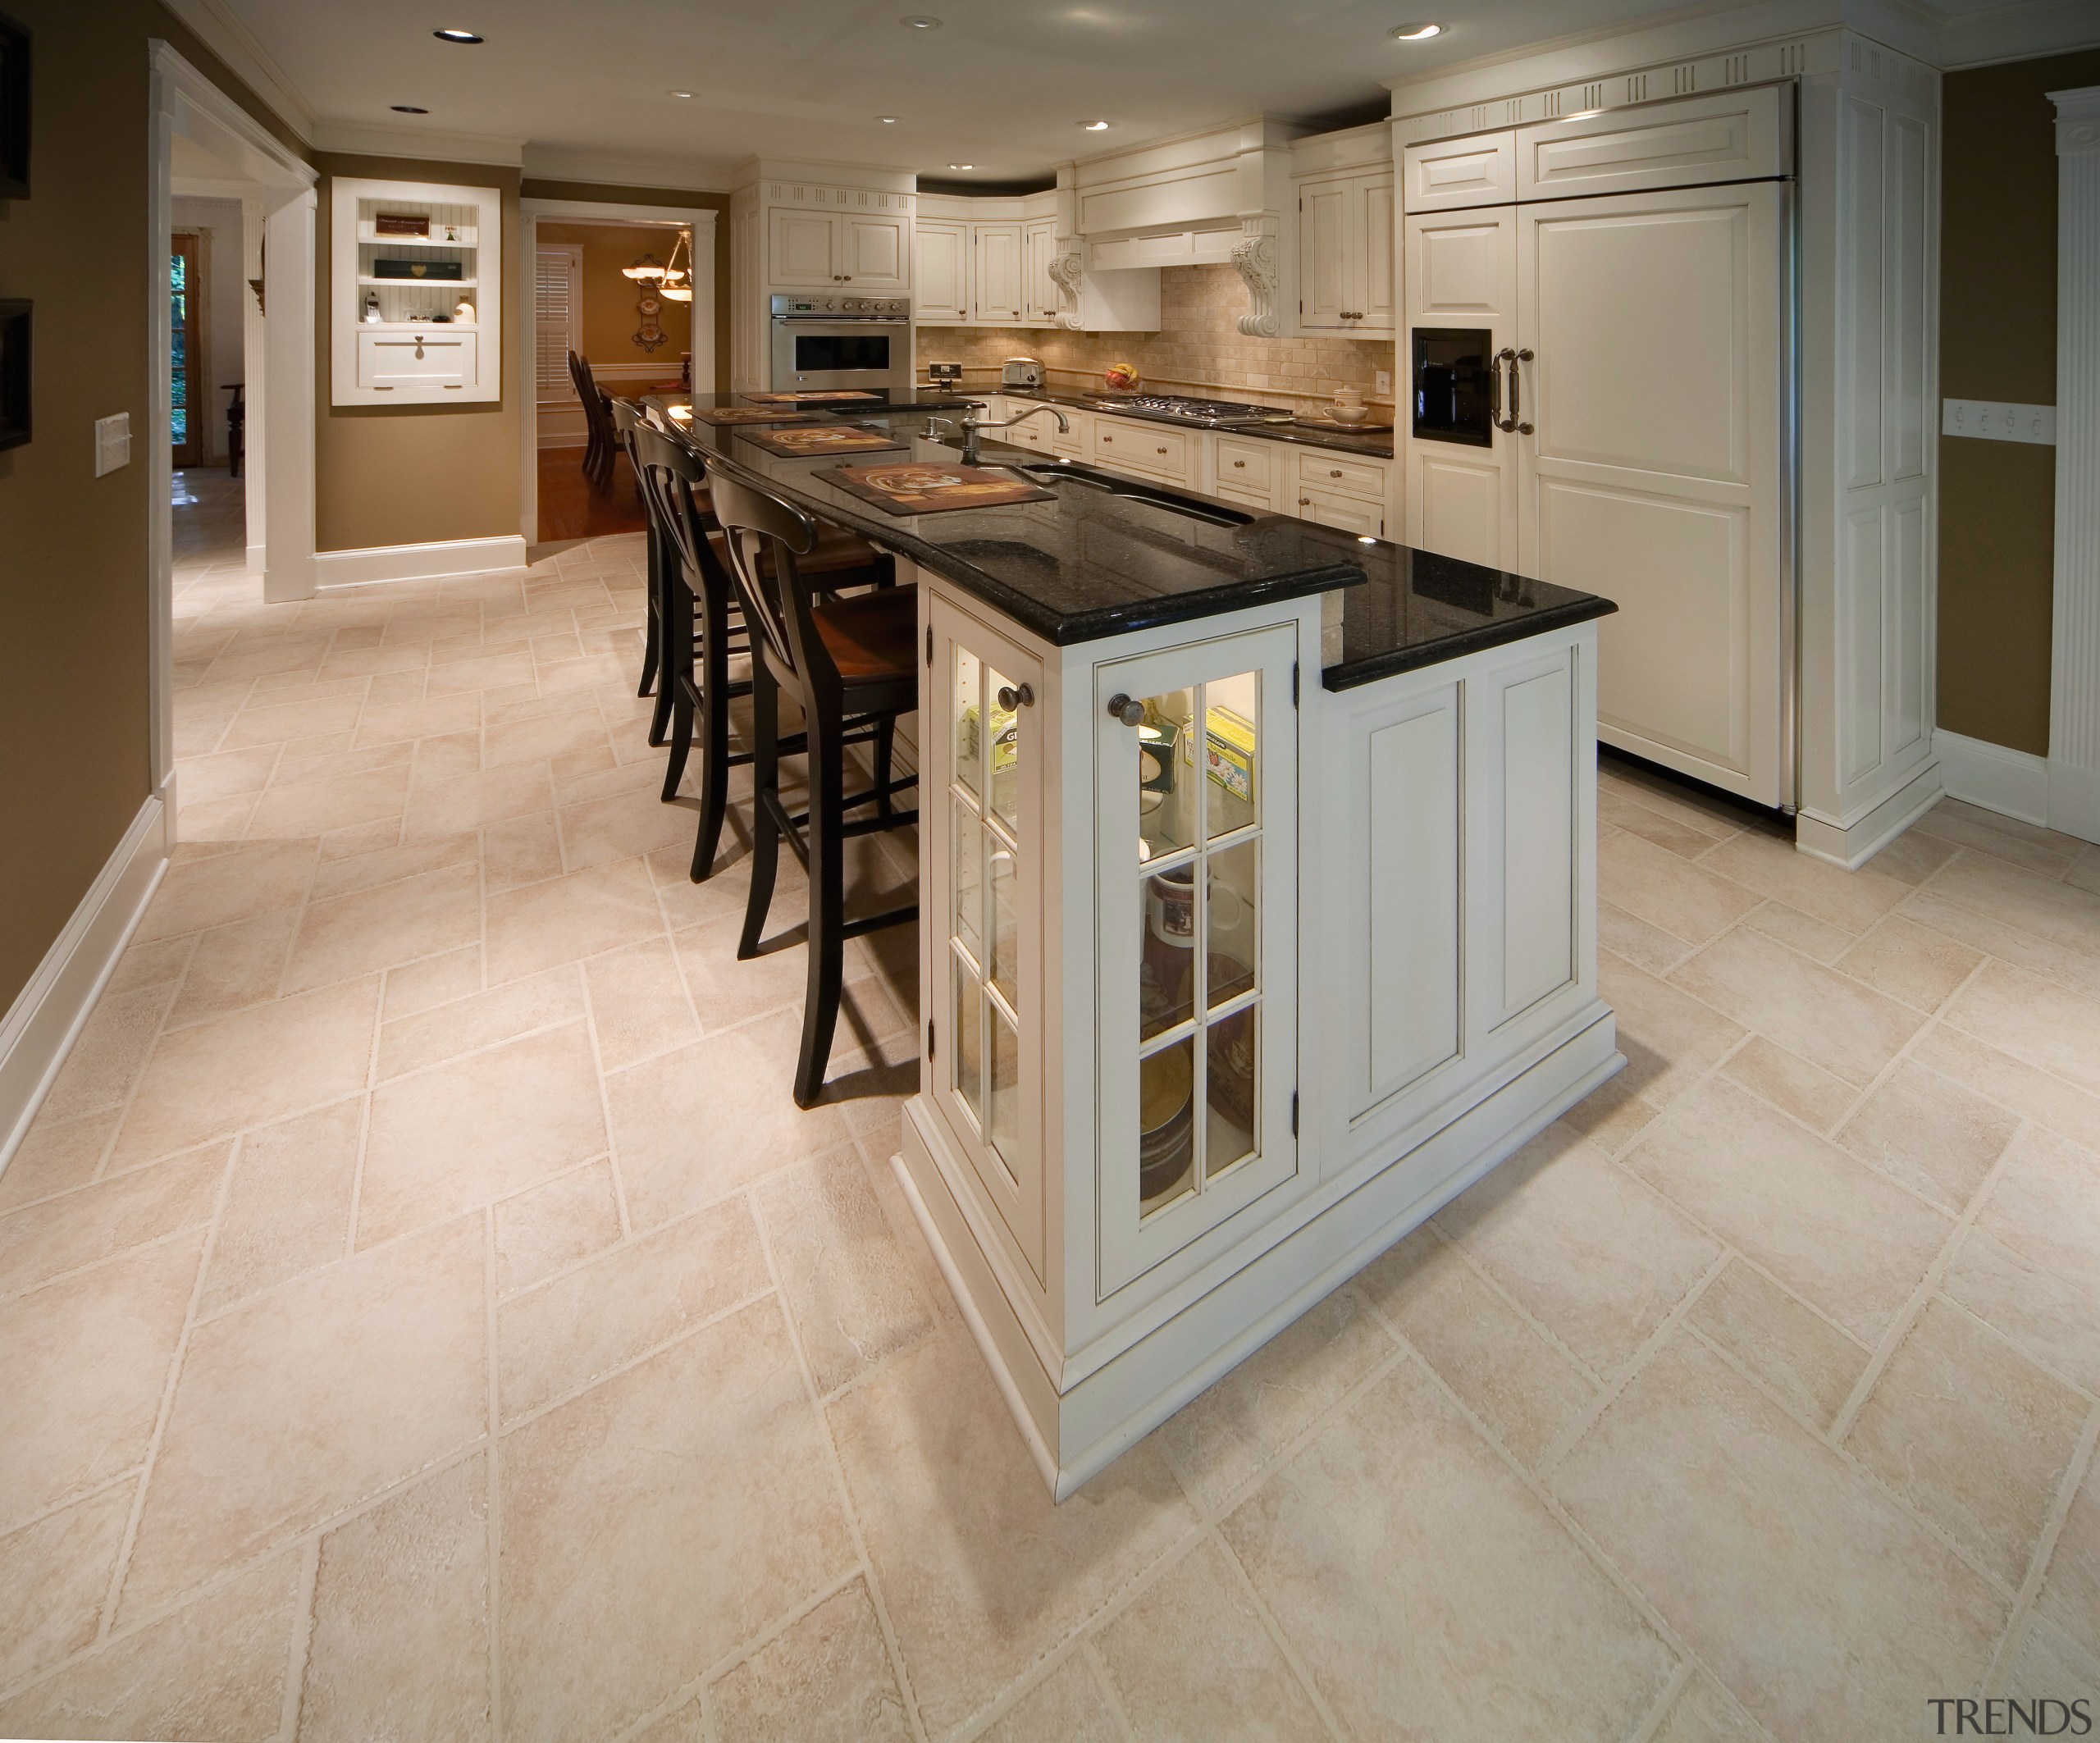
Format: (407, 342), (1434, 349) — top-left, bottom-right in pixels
(331, 176), (502, 405)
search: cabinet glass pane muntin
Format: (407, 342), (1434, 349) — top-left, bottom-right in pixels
(947, 641), (1022, 1187)
(1131, 671), (1265, 1219)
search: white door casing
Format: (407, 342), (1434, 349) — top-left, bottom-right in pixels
(2048, 85), (2100, 845)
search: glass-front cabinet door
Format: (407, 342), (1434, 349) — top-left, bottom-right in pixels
(926, 595), (1046, 1283)
(1095, 625), (1299, 1298)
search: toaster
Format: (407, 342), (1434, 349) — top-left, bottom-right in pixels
(1002, 356), (1045, 389)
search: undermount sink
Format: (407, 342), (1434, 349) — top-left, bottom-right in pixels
(1002, 461), (1256, 527)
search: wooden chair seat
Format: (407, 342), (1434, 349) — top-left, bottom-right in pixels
(810, 587), (918, 684)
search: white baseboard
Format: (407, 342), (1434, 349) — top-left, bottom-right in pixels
(0, 796), (171, 1172)
(1795, 755), (1945, 871)
(1933, 728), (2052, 828)
(244, 541), (265, 576)
(313, 534), (529, 588)
(2047, 759), (2100, 846)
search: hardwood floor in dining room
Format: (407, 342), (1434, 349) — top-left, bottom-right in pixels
(537, 443), (649, 542)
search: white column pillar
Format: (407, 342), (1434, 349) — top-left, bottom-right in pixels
(2049, 85), (2100, 843)
(262, 187), (317, 604)
(240, 195), (267, 575)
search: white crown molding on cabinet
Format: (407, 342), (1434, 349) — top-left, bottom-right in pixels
(159, 0), (316, 143)
(733, 156), (918, 195)
(0, 797), (168, 1175)
(2048, 85), (2100, 845)
(311, 121), (526, 167)
(520, 148), (741, 193)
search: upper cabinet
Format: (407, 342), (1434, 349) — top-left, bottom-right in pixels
(975, 221), (1025, 325)
(1023, 218), (1059, 324)
(915, 219), (970, 323)
(1401, 133), (1518, 213)
(1290, 124), (1395, 339)
(915, 198), (1061, 328)
(769, 204), (911, 290)
(1296, 168), (1394, 335)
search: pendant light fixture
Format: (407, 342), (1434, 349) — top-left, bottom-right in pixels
(660, 229), (696, 303)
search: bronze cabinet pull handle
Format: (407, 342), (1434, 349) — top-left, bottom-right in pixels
(1106, 693), (1144, 727)
(998, 683), (1034, 710)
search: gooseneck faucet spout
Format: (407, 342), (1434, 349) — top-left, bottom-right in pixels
(939, 402), (1071, 466)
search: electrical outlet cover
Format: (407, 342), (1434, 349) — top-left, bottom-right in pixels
(1375, 370), (1392, 396)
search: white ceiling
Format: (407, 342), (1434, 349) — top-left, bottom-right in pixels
(205, 0), (2097, 184)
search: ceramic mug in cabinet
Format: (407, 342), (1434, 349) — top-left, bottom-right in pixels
(1145, 865), (1246, 947)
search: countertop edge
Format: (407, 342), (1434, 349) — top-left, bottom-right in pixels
(1322, 596), (1619, 691)
(982, 388), (1397, 459)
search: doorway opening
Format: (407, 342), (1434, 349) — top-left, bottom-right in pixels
(518, 199), (715, 550)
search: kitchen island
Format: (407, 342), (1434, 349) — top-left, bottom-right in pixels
(657, 394), (1619, 1497)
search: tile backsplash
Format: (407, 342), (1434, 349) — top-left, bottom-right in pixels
(918, 265), (1396, 416)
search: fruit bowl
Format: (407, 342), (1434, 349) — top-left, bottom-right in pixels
(1104, 362), (1142, 392)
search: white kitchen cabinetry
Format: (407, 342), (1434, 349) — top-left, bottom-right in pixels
(1023, 218), (1059, 324)
(330, 177), (500, 407)
(1296, 170), (1395, 335)
(1213, 435), (1283, 512)
(1091, 419), (1198, 487)
(915, 220), (970, 323)
(900, 565), (1614, 1498)
(768, 205), (911, 289)
(1399, 86), (1789, 808)
(975, 222), (1025, 325)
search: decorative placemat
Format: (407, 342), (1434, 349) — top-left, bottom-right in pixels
(684, 405), (820, 427)
(816, 463), (1057, 515)
(742, 390), (883, 404)
(737, 422), (907, 459)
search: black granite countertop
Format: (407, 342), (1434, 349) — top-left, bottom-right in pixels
(654, 395), (1364, 646)
(649, 395), (1613, 671)
(961, 386), (1399, 459)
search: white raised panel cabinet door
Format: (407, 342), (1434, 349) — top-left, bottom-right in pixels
(1294, 488), (1383, 539)
(1298, 176), (1352, 331)
(915, 221), (970, 323)
(1359, 171), (1395, 332)
(975, 221), (1025, 324)
(926, 594), (1048, 1281)
(839, 212), (910, 289)
(1401, 131), (1518, 213)
(769, 208), (838, 287)
(1022, 218), (1058, 324)
(1093, 625), (1299, 1299)
(1404, 208), (1518, 569)
(1516, 182), (1784, 806)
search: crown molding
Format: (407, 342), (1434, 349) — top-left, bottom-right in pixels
(520, 147), (740, 194)
(158, 0), (315, 143)
(310, 121), (526, 168)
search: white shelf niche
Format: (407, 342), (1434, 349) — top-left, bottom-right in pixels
(331, 177), (501, 405)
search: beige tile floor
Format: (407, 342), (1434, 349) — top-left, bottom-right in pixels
(6, 468), (2100, 1741)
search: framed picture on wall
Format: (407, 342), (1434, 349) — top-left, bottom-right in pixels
(0, 300), (29, 449)
(0, 11), (27, 200)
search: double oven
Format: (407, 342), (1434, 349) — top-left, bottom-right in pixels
(769, 293), (913, 398)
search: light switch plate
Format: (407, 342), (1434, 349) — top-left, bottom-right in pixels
(1942, 399), (2055, 445)
(94, 413), (133, 477)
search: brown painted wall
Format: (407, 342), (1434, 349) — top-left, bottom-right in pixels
(313, 153), (523, 553)
(0, 2), (300, 1015)
(1938, 48), (2100, 754)
(521, 181), (733, 395)
(536, 222), (693, 372)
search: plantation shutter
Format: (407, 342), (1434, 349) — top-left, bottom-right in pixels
(535, 246), (582, 398)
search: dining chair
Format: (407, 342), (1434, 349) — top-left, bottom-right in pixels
(705, 458), (920, 1106)
(569, 351), (616, 490)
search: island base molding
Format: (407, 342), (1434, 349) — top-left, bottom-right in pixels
(895, 1011), (1623, 1501)
(1793, 755), (1944, 870)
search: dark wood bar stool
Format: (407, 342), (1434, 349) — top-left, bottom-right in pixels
(631, 426), (897, 887)
(705, 459), (920, 1106)
(609, 398), (673, 743)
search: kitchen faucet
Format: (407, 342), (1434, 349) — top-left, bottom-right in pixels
(923, 403), (1071, 466)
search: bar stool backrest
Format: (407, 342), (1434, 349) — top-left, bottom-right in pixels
(630, 423), (714, 587)
(705, 463), (831, 703)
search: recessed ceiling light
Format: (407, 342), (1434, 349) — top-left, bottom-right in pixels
(1080, 120), (1110, 130)
(900, 15), (943, 29)
(1388, 21), (1442, 39)
(432, 28), (484, 43)
(948, 162), (975, 170)
(390, 104), (429, 113)
(877, 115), (899, 124)
(668, 89), (692, 98)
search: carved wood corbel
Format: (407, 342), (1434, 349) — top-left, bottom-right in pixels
(1231, 218), (1281, 337)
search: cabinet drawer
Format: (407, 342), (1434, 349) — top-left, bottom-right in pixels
(1215, 483), (1281, 515)
(1215, 436), (1276, 494)
(1052, 408), (1090, 456)
(357, 329), (476, 391)
(1093, 417), (1194, 483)
(1294, 486), (1385, 539)
(1295, 449), (1387, 501)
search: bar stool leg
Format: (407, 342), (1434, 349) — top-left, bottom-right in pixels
(690, 578), (736, 883)
(738, 662), (783, 963)
(794, 711), (848, 1108)
(637, 521), (662, 702)
(874, 715), (897, 824)
(647, 541), (677, 748)
(660, 574), (696, 803)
